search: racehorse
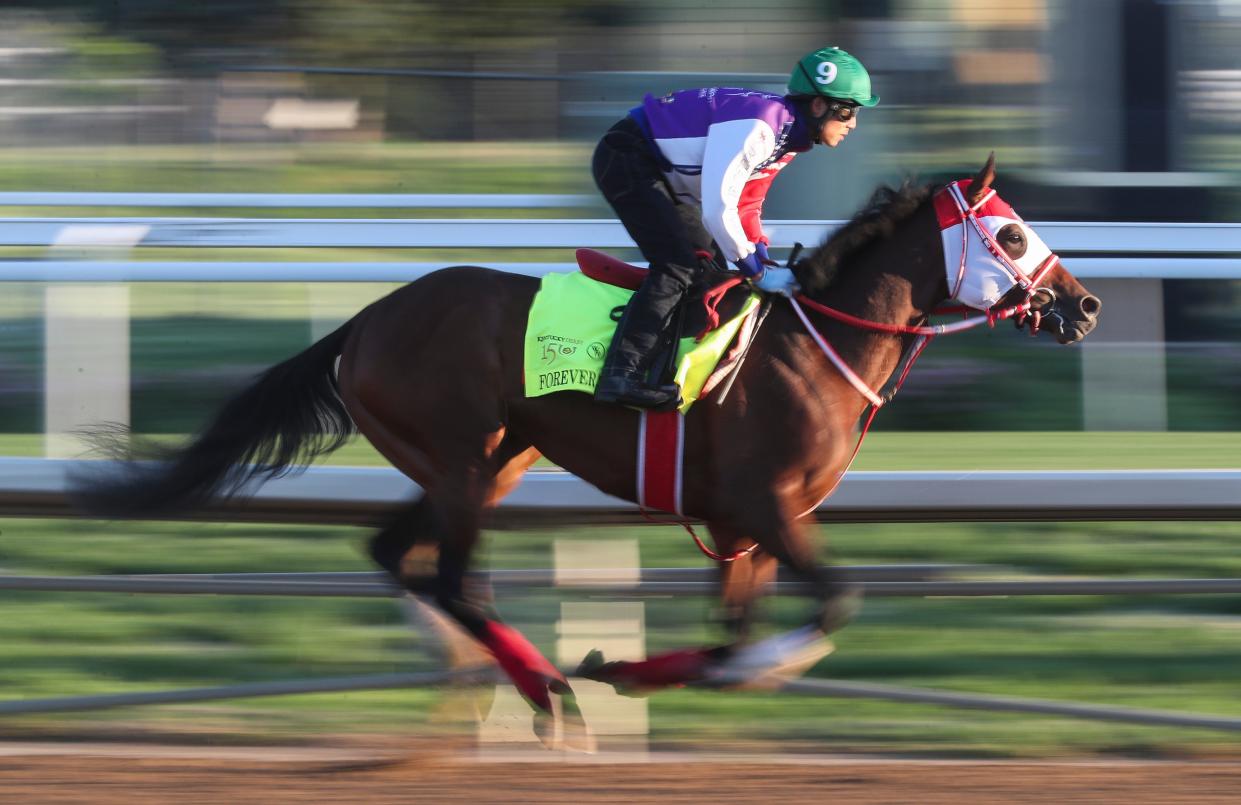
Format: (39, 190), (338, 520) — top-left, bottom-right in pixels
(73, 155), (1100, 719)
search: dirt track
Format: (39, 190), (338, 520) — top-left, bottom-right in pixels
(2, 743), (1241, 803)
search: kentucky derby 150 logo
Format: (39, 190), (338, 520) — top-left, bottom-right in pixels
(537, 333), (582, 365)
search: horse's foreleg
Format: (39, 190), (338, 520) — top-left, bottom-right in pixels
(724, 497), (859, 635)
(695, 507), (845, 686)
(710, 524), (777, 643)
(781, 541), (861, 638)
(578, 524), (772, 695)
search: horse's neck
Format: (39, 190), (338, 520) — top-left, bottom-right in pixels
(805, 245), (944, 392)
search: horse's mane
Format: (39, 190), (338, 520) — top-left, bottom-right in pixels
(793, 180), (934, 295)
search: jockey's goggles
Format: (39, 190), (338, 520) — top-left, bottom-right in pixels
(827, 101), (859, 122)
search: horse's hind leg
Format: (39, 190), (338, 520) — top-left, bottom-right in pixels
(350, 398), (563, 710)
(335, 273), (566, 712)
(367, 497), (440, 584)
(425, 451), (571, 711)
(366, 437), (539, 588)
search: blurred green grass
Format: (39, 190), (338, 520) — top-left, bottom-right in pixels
(0, 514), (1240, 754)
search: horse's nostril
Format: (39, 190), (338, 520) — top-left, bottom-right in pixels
(1080, 295), (1101, 318)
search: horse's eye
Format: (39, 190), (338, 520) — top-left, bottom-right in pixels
(1006, 231), (1024, 243)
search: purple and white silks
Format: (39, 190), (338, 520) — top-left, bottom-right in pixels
(635, 88), (812, 263)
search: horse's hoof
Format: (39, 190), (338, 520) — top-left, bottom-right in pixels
(576, 648), (608, 679)
(575, 649), (625, 686)
(553, 687), (597, 754)
(708, 626), (835, 689)
(529, 682), (596, 753)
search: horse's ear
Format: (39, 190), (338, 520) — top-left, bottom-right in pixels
(965, 152), (997, 205)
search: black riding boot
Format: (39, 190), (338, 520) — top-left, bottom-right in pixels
(594, 271), (686, 410)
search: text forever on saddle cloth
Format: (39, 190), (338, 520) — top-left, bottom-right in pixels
(523, 271), (759, 414)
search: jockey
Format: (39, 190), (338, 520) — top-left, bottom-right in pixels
(592, 46), (880, 409)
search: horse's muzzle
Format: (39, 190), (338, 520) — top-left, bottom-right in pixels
(1063, 293), (1102, 343)
(1033, 292), (1100, 344)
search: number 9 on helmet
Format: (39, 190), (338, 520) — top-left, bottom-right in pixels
(788, 46), (880, 107)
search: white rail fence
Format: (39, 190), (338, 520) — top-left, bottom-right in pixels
(7, 192), (1239, 447)
(0, 191), (1235, 283)
(2, 216), (1239, 281)
(2, 562), (1241, 733)
(3, 460), (1241, 526)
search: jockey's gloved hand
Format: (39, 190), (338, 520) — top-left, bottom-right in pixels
(733, 251), (764, 278)
(752, 266), (800, 297)
(755, 241), (776, 266)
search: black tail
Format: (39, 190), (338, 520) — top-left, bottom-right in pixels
(72, 321), (356, 517)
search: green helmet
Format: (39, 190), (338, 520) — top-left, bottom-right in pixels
(787, 46), (879, 107)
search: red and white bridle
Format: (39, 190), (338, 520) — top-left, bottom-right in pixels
(788, 179), (1065, 408)
(935, 178), (1060, 310)
(777, 180), (1066, 517)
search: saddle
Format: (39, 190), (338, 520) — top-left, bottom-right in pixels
(523, 252), (762, 412)
(574, 249), (754, 345)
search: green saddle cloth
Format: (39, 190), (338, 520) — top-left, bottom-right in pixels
(524, 271), (760, 414)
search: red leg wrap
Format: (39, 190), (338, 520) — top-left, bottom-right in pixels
(479, 620), (565, 713)
(602, 648), (714, 690)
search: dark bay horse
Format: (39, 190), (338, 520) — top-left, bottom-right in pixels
(74, 156), (1100, 716)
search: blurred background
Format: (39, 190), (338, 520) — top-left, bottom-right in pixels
(0, 0), (1238, 759)
(0, 0), (1237, 438)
